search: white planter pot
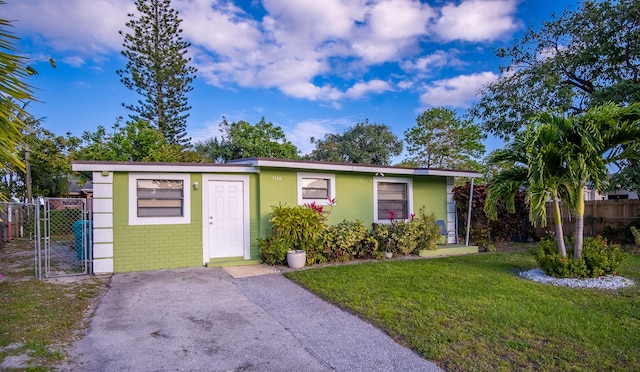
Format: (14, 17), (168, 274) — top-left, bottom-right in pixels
(384, 251), (393, 259)
(287, 250), (306, 269)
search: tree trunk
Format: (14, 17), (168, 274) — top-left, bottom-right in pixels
(574, 192), (585, 259)
(552, 195), (567, 257)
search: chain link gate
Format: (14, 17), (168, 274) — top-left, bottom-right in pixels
(40, 198), (92, 278)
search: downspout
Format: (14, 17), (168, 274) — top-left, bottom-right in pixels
(465, 178), (474, 246)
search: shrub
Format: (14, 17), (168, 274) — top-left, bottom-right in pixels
(371, 222), (392, 253)
(601, 223), (640, 244)
(582, 236), (628, 277)
(391, 219), (420, 254)
(453, 183), (530, 246)
(532, 239), (588, 278)
(414, 208), (442, 251)
(259, 203), (327, 265)
(307, 220), (382, 264)
(269, 204), (326, 251)
(258, 236), (289, 265)
(531, 236), (628, 278)
(630, 226), (640, 246)
(371, 208), (442, 255)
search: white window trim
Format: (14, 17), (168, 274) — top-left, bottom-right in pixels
(373, 177), (413, 224)
(297, 172), (336, 206)
(128, 173), (191, 225)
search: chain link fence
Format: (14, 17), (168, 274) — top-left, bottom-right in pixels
(0, 199), (92, 279)
(0, 202), (39, 277)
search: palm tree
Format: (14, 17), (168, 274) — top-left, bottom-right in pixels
(485, 122), (575, 257)
(488, 103), (640, 260)
(0, 8), (33, 171)
(525, 117), (579, 258)
(0, 5), (36, 199)
(566, 103), (640, 258)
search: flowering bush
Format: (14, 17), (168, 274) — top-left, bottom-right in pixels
(259, 200), (444, 265)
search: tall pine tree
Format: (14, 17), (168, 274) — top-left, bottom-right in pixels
(117, 0), (196, 147)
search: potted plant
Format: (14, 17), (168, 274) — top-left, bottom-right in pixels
(287, 249), (307, 269)
(268, 203), (328, 269)
(384, 240), (393, 259)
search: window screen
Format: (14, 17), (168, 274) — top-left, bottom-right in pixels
(377, 182), (408, 219)
(301, 178), (329, 199)
(137, 179), (184, 217)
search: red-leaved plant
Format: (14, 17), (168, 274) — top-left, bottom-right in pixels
(304, 197), (337, 216)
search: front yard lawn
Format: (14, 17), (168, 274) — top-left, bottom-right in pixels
(285, 252), (640, 371)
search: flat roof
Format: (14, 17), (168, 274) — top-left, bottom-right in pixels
(71, 158), (482, 178)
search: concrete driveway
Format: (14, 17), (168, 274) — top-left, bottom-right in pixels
(63, 266), (442, 371)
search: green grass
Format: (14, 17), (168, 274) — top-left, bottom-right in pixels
(0, 240), (107, 370)
(286, 252), (640, 371)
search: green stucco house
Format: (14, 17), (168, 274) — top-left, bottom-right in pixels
(71, 158), (480, 273)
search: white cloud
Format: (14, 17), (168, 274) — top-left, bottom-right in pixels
(62, 56), (86, 68)
(397, 80), (414, 90)
(280, 82), (342, 101)
(5, 0), (134, 54)
(177, 0), (262, 56)
(432, 0), (520, 42)
(6, 0), (524, 106)
(345, 80), (393, 99)
(367, 0), (434, 40)
(419, 71), (499, 108)
(262, 0), (365, 42)
(286, 117), (353, 155)
(350, 0), (435, 64)
(401, 50), (465, 72)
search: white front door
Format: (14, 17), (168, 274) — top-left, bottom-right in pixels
(208, 180), (245, 258)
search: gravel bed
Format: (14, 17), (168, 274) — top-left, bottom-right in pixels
(519, 269), (635, 290)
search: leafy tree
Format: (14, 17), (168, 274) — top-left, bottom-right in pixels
(117, 0), (197, 147)
(471, 0), (640, 139)
(194, 117), (299, 162)
(609, 160), (640, 191)
(23, 121), (76, 198)
(404, 108), (484, 170)
(0, 111), (76, 199)
(308, 120), (402, 165)
(194, 137), (225, 163)
(74, 119), (201, 162)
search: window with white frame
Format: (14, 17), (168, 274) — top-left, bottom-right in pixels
(137, 179), (183, 217)
(129, 173), (191, 225)
(374, 177), (413, 223)
(297, 173), (336, 205)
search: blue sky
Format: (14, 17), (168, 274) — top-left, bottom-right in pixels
(6, 0), (579, 159)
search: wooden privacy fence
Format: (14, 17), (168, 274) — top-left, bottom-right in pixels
(535, 199), (640, 238)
